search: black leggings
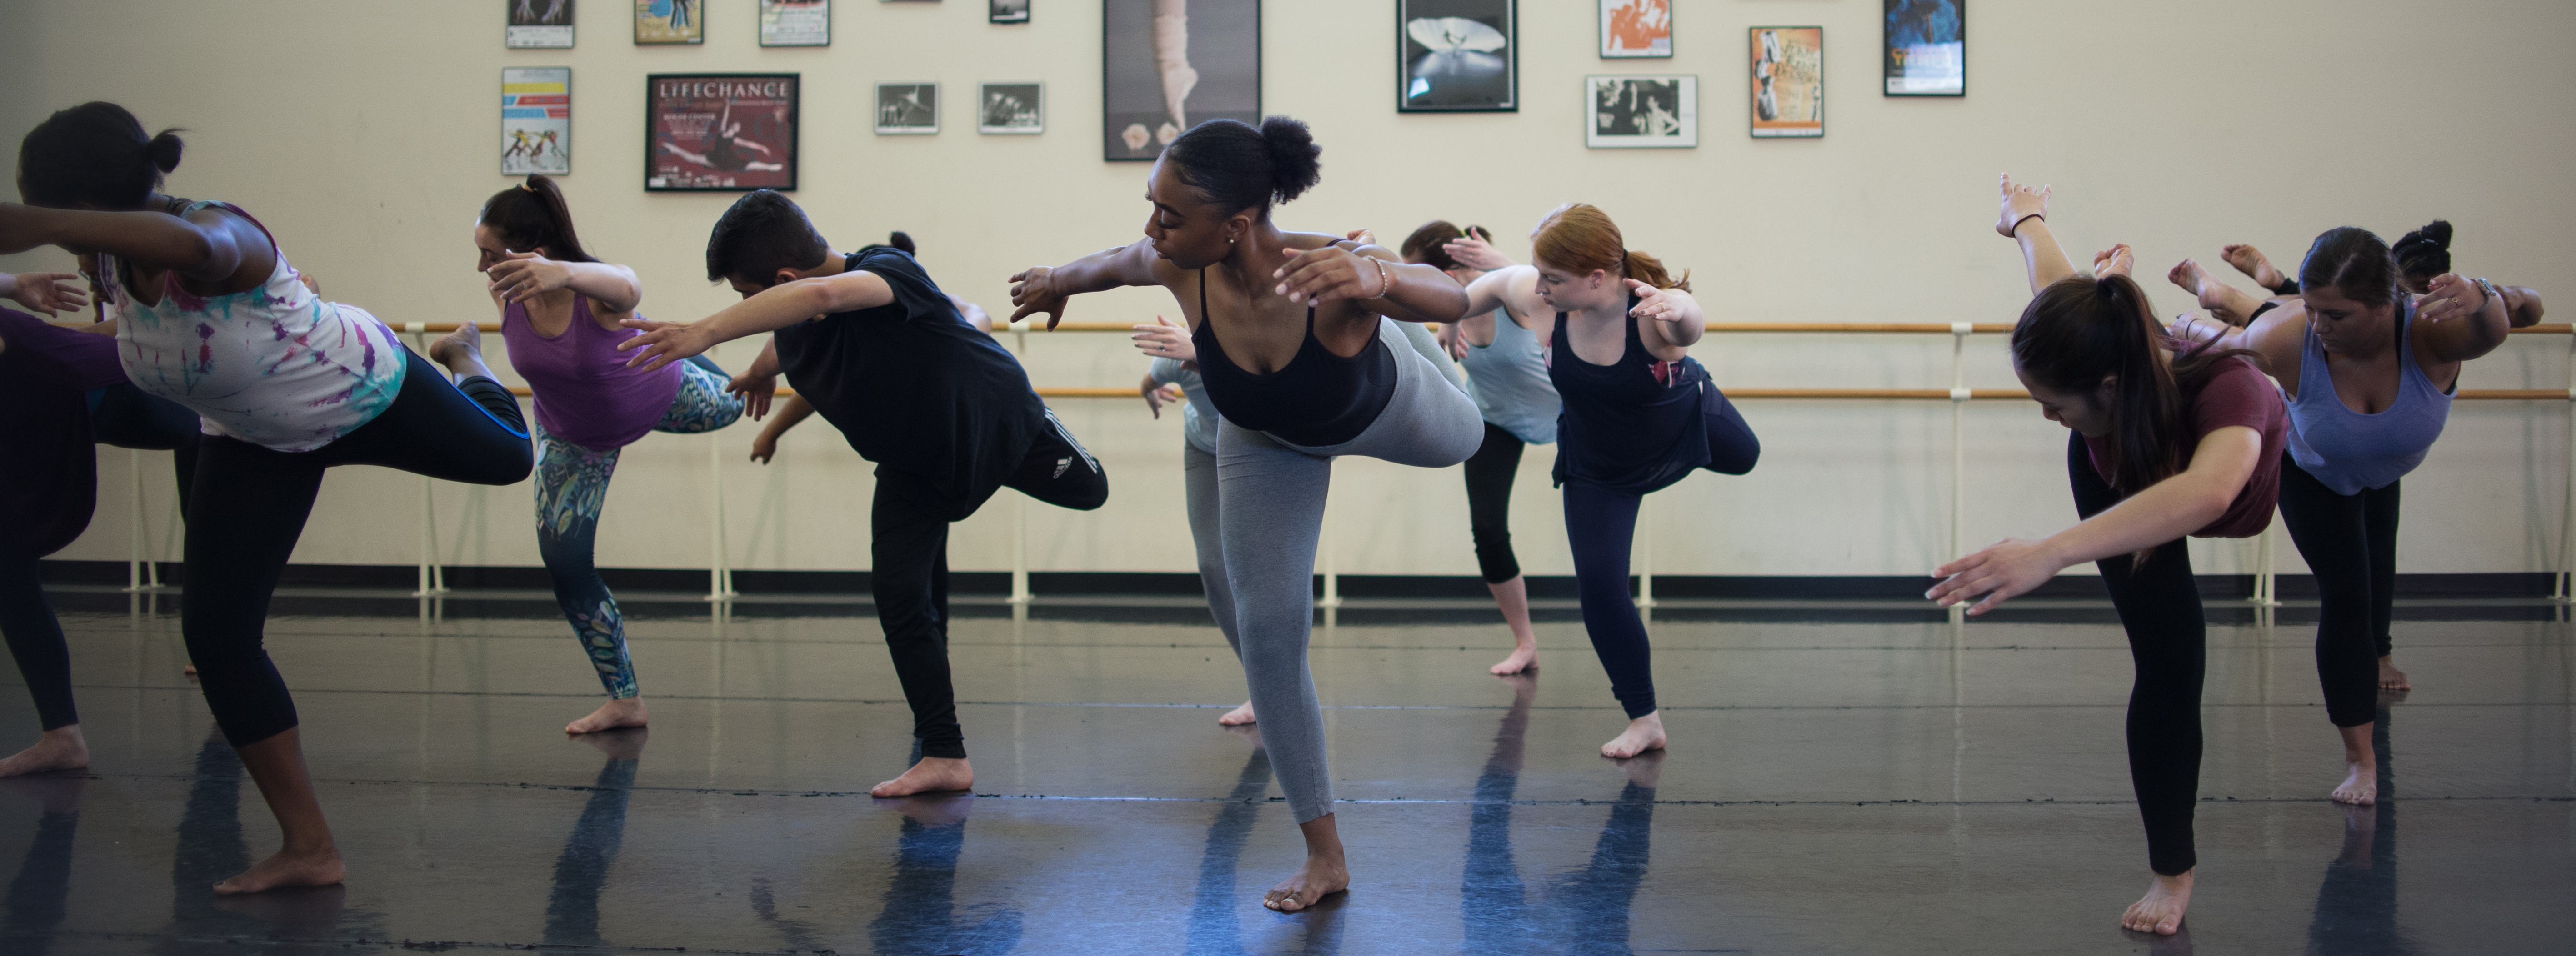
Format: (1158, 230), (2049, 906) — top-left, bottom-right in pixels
(2274, 455), (2396, 729)
(185, 350), (530, 747)
(2067, 432), (2206, 877)
(0, 384), (198, 732)
(1462, 423), (1526, 583)
(871, 410), (1106, 760)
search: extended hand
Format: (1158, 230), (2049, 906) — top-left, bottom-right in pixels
(4, 272), (88, 316)
(2092, 244), (2133, 279)
(726, 372), (778, 420)
(1625, 279), (1684, 323)
(1131, 314), (1195, 360)
(749, 431), (780, 464)
(1140, 376), (1182, 418)
(1927, 537), (2067, 616)
(1275, 245), (1382, 306)
(1996, 174), (2050, 238)
(615, 318), (708, 372)
(2416, 273), (2490, 325)
(486, 250), (574, 304)
(1007, 266), (1068, 329)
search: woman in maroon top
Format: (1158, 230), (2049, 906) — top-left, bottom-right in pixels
(1928, 176), (2286, 937)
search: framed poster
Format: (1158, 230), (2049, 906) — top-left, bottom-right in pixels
(1884, 0), (1963, 95)
(1397, 0), (1515, 112)
(1103, 0), (1260, 161)
(759, 0), (830, 45)
(635, 0), (702, 44)
(507, 0), (575, 47)
(979, 83), (1044, 134)
(1750, 27), (1823, 138)
(1598, 0), (1668, 58)
(990, 0), (1030, 23)
(876, 83), (940, 134)
(1585, 75), (1695, 148)
(502, 68), (573, 174)
(645, 74), (797, 191)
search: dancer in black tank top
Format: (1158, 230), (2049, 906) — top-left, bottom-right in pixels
(1190, 268), (1398, 445)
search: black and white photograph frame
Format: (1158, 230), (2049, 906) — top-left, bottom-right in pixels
(875, 82), (940, 135)
(1883, 0), (1964, 96)
(990, 0), (1030, 24)
(978, 83), (1044, 134)
(1102, 0), (1261, 162)
(1585, 74), (1696, 148)
(1397, 0), (1516, 113)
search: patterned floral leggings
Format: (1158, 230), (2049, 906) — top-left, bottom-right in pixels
(535, 357), (744, 699)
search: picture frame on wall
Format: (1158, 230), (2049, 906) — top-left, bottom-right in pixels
(1750, 27), (1823, 137)
(979, 83), (1044, 134)
(990, 0), (1029, 23)
(1585, 75), (1695, 148)
(645, 73), (797, 191)
(1397, 0), (1515, 112)
(759, 0), (830, 46)
(634, 0), (702, 44)
(1598, 0), (1669, 58)
(1103, 0), (1260, 161)
(507, 0), (575, 48)
(1884, 0), (1963, 95)
(876, 83), (940, 134)
(502, 67), (572, 174)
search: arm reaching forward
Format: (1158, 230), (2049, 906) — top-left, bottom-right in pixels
(618, 269), (894, 371)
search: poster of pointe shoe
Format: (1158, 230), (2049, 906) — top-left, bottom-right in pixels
(1398, 0), (1516, 112)
(1102, 0), (1260, 161)
(507, 0), (574, 48)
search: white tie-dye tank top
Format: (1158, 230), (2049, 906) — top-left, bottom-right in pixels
(110, 201), (407, 453)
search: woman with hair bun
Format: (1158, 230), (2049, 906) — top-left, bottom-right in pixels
(1945, 175), (2287, 936)
(2177, 220), (2542, 329)
(1010, 115), (1482, 913)
(475, 174), (745, 735)
(1457, 203), (1760, 760)
(0, 101), (534, 894)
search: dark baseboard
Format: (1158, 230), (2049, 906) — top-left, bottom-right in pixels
(35, 560), (2557, 600)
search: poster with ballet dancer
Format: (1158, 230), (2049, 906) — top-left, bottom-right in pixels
(645, 74), (797, 191)
(875, 83), (939, 134)
(1585, 75), (1694, 148)
(1102, 0), (1261, 161)
(1397, 0), (1515, 112)
(502, 68), (573, 174)
(1883, 0), (1963, 95)
(1748, 27), (1822, 138)
(979, 83), (1044, 134)
(1598, 0), (1669, 59)
(507, 0), (575, 47)
(634, 0), (702, 44)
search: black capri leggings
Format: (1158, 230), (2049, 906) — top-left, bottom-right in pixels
(1463, 423), (1526, 584)
(185, 350), (531, 747)
(2273, 455), (2396, 729)
(2066, 432), (2206, 877)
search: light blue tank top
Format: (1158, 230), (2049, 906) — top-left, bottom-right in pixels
(1149, 356), (1220, 455)
(1457, 304), (1560, 444)
(2284, 298), (2453, 495)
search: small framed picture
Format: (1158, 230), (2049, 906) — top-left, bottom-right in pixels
(502, 67), (572, 174)
(759, 0), (830, 46)
(1585, 75), (1695, 148)
(1397, 0), (1515, 112)
(876, 83), (940, 134)
(1884, 0), (1963, 95)
(1598, 0), (1668, 58)
(645, 74), (797, 191)
(978, 83), (1043, 134)
(1750, 27), (1823, 138)
(1103, 0), (1261, 160)
(990, 0), (1029, 23)
(507, 0), (575, 48)
(635, 0), (701, 44)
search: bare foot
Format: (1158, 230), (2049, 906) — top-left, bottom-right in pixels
(2121, 870), (2193, 935)
(426, 321), (497, 381)
(2377, 655), (2411, 692)
(1488, 644), (1538, 675)
(869, 756), (974, 797)
(1996, 173), (2050, 237)
(2332, 761), (2378, 806)
(213, 846), (345, 895)
(0, 726), (90, 778)
(2167, 259), (2219, 308)
(2221, 243), (2286, 290)
(1601, 711), (1666, 759)
(1218, 701), (1257, 726)
(1263, 853), (1350, 912)
(565, 697), (649, 735)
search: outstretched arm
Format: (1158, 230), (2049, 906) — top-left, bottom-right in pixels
(1275, 242), (1467, 324)
(0, 203), (269, 286)
(2414, 274), (2514, 363)
(0, 272), (89, 317)
(1996, 175), (2074, 294)
(1630, 280), (1705, 350)
(1929, 426), (2263, 615)
(748, 393), (815, 464)
(2497, 284), (2544, 329)
(1010, 240), (1165, 329)
(486, 252), (644, 314)
(619, 270), (894, 370)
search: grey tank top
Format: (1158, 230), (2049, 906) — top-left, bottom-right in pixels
(1456, 304), (1560, 444)
(2284, 297), (2453, 495)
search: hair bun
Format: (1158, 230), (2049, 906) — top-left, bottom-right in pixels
(2416, 219), (2452, 251)
(887, 230), (916, 254)
(145, 129), (184, 174)
(1257, 115), (1321, 205)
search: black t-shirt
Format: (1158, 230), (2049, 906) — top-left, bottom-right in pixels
(771, 247), (1045, 511)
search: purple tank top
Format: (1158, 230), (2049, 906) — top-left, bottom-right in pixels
(500, 294), (683, 450)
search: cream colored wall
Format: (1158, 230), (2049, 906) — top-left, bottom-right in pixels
(10, 0), (2572, 580)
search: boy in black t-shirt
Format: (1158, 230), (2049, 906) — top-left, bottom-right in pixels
(620, 191), (1107, 797)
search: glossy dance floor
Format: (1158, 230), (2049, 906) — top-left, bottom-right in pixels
(1, 590), (2571, 955)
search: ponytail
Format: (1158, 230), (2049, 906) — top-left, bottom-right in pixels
(477, 174), (598, 263)
(1622, 249), (1690, 292)
(2013, 273), (2263, 501)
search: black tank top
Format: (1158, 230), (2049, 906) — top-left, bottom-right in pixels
(1549, 303), (1712, 494)
(1190, 268), (1397, 447)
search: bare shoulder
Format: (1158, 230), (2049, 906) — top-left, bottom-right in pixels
(2241, 299), (2308, 363)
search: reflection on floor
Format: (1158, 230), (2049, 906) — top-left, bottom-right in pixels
(0, 590), (2569, 954)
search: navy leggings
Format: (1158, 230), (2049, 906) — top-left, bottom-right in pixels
(1462, 423), (1526, 583)
(2274, 455), (2397, 729)
(184, 350), (531, 747)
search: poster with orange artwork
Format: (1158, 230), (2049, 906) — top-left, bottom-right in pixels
(1749, 26), (1822, 138)
(1599, 0), (1669, 58)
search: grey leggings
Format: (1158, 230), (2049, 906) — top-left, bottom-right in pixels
(1212, 320), (1483, 823)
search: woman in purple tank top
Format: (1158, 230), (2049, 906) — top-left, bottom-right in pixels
(476, 175), (745, 735)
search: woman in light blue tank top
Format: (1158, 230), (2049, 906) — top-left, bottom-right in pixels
(2175, 225), (2526, 809)
(1406, 222), (1561, 675)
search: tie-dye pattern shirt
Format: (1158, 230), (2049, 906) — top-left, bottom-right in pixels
(110, 201), (407, 453)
